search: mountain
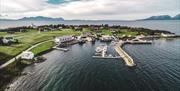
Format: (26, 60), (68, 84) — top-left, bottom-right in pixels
(143, 15), (172, 20)
(172, 14), (180, 20)
(19, 16), (64, 21)
(142, 14), (180, 20)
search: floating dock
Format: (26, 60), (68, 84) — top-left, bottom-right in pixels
(93, 45), (120, 59)
(53, 46), (69, 52)
(92, 56), (120, 59)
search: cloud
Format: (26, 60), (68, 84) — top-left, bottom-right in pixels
(0, 0), (180, 20)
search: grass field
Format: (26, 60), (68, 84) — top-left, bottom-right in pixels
(102, 29), (113, 35)
(0, 29), (81, 64)
(31, 41), (55, 55)
(0, 28), (140, 64)
(116, 29), (139, 37)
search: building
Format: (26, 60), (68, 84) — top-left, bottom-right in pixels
(31, 23), (37, 29)
(100, 35), (113, 42)
(2, 36), (18, 44)
(161, 33), (175, 37)
(21, 51), (34, 60)
(54, 36), (75, 44)
(86, 37), (93, 42)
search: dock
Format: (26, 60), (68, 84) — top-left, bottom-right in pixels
(114, 39), (152, 67)
(93, 45), (120, 59)
(92, 56), (120, 59)
(53, 46), (69, 52)
(114, 42), (136, 67)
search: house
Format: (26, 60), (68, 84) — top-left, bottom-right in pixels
(135, 34), (145, 39)
(21, 51), (34, 60)
(7, 31), (15, 34)
(100, 35), (113, 42)
(59, 26), (63, 29)
(38, 28), (49, 32)
(20, 29), (28, 32)
(2, 36), (18, 44)
(31, 23), (37, 29)
(74, 26), (83, 31)
(161, 33), (175, 37)
(54, 36), (75, 44)
(86, 37), (93, 42)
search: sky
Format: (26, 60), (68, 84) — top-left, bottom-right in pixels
(0, 0), (180, 20)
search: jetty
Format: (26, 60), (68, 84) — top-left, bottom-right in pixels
(53, 46), (69, 52)
(114, 41), (136, 67)
(114, 39), (152, 67)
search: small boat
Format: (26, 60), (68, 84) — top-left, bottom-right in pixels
(95, 46), (102, 53)
(78, 39), (86, 44)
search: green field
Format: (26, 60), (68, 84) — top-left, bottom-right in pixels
(116, 29), (139, 37)
(102, 29), (113, 35)
(31, 41), (55, 55)
(0, 29), (81, 64)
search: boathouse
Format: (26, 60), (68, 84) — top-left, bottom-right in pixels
(54, 36), (75, 44)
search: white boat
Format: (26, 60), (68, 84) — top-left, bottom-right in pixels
(95, 45), (107, 53)
(95, 46), (103, 53)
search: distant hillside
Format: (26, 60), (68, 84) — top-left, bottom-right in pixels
(141, 14), (180, 20)
(0, 16), (64, 21)
(172, 14), (180, 20)
(19, 16), (64, 21)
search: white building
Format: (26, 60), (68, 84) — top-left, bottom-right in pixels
(161, 33), (175, 37)
(100, 35), (112, 41)
(54, 36), (75, 44)
(21, 51), (34, 60)
(2, 36), (16, 44)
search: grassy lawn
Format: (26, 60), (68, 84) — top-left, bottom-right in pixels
(31, 41), (55, 55)
(82, 28), (92, 33)
(102, 29), (113, 35)
(117, 29), (139, 37)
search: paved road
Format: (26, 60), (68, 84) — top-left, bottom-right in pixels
(0, 40), (53, 69)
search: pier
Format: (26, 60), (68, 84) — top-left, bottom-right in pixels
(114, 41), (136, 67)
(114, 39), (152, 67)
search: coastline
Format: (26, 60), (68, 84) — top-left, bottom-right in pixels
(1, 46), (54, 91)
(0, 40), (55, 91)
(0, 23), (179, 91)
(2, 38), (180, 91)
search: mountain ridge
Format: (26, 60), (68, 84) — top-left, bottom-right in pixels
(142, 14), (180, 20)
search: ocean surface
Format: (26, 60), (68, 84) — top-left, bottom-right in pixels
(0, 20), (180, 34)
(3, 20), (180, 91)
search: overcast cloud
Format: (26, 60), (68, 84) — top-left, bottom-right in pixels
(0, 0), (179, 20)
